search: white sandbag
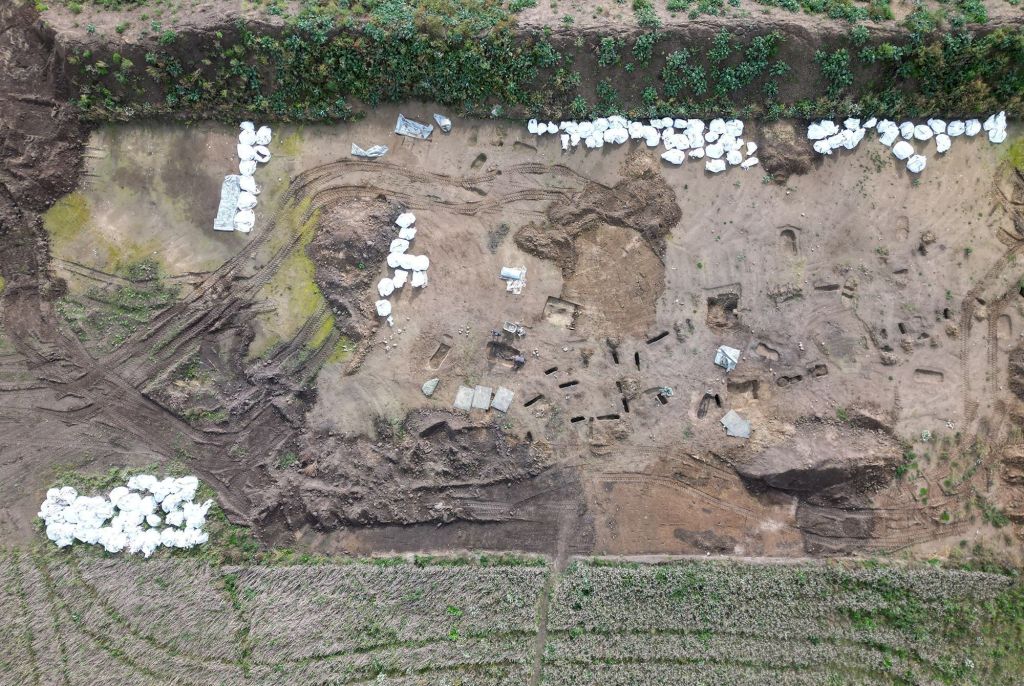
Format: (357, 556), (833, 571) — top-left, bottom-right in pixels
(527, 119), (539, 134)
(844, 118), (860, 130)
(705, 143), (724, 159)
(813, 139), (832, 155)
(913, 125), (933, 141)
(989, 128), (1007, 144)
(604, 127), (628, 144)
(410, 255), (430, 271)
(740, 156), (759, 169)
(644, 133), (660, 148)
(947, 120), (966, 136)
(660, 149), (685, 165)
(878, 128), (899, 147)
(390, 238), (410, 254)
(238, 175), (259, 194)
(393, 269), (408, 288)
(928, 119), (946, 134)
(892, 141), (914, 160)
(660, 117), (673, 129)
(709, 118), (726, 135)
(237, 144), (256, 161)
(724, 119), (743, 137)
(397, 253), (417, 270)
(965, 119), (981, 136)
(395, 212), (415, 228)
(546, 122), (558, 134)
(239, 160), (257, 176)
(253, 146), (271, 163)
(704, 131), (719, 143)
(807, 122), (828, 140)
(726, 150), (743, 166)
(398, 226), (416, 240)
(239, 129), (256, 146)
(594, 117), (610, 132)
(863, 117), (877, 129)
(237, 191), (257, 210)
(688, 147), (705, 159)
(746, 141), (757, 156)
(234, 210), (255, 233)
(560, 134), (570, 150)
(935, 134), (951, 153)
(378, 278), (395, 297)
(906, 155), (926, 173)
(899, 121), (915, 140)
(705, 159), (727, 173)
(240, 121), (255, 132)
(411, 270), (428, 288)
(387, 253), (401, 269)
(375, 300), (392, 317)
(983, 113), (997, 131)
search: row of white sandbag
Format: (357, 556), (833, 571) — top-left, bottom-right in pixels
(233, 122), (273, 232)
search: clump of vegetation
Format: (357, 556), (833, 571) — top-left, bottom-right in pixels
(62, 1), (1024, 122)
(57, 258), (179, 351)
(815, 47), (854, 98)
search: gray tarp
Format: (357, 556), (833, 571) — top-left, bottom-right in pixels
(721, 410), (751, 438)
(395, 114), (434, 140)
(714, 345), (741, 372)
(214, 175), (240, 232)
(352, 143), (389, 158)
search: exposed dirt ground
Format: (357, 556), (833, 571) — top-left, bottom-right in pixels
(3, 4), (1024, 564)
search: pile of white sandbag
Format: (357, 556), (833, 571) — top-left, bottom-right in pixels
(38, 474), (213, 557)
(527, 116), (758, 173)
(234, 122), (273, 233)
(807, 112), (1008, 174)
(375, 211), (429, 325)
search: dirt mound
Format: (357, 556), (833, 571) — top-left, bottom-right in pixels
(514, 222), (576, 274)
(516, 151), (679, 267)
(254, 410), (544, 535)
(308, 197), (396, 343)
(759, 120), (816, 181)
(733, 421), (902, 503)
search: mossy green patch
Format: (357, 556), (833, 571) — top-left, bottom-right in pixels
(278, 130), (303, 157)
(327, 335), (354, 364)
(1007, 136), (1024, 173)
(248, 199), (325, 360)
(307, 313), (335, 350)
(43, 192), (92, 248)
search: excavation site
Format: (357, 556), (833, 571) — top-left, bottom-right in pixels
(1, 0), (1023, 683)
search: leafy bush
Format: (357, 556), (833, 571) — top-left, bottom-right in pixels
(815, 47), (853, 98)
(597, 36), (621, 67)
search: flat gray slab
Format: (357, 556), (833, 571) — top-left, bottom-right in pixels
(453, 386), (474, 411)
(491, 387), (514, 413)
(472, 385), (493, 411)
(421, 378), (439, 397)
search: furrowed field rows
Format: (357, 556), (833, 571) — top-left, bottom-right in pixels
(234, 564), (548, 662)
(1, 553), (1021, 685)
(545, 561), (1022, 685)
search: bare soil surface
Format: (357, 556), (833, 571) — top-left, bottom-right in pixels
(2, 4), (1024, 566)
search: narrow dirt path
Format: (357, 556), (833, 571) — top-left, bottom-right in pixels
(528, 508), (574, 686)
